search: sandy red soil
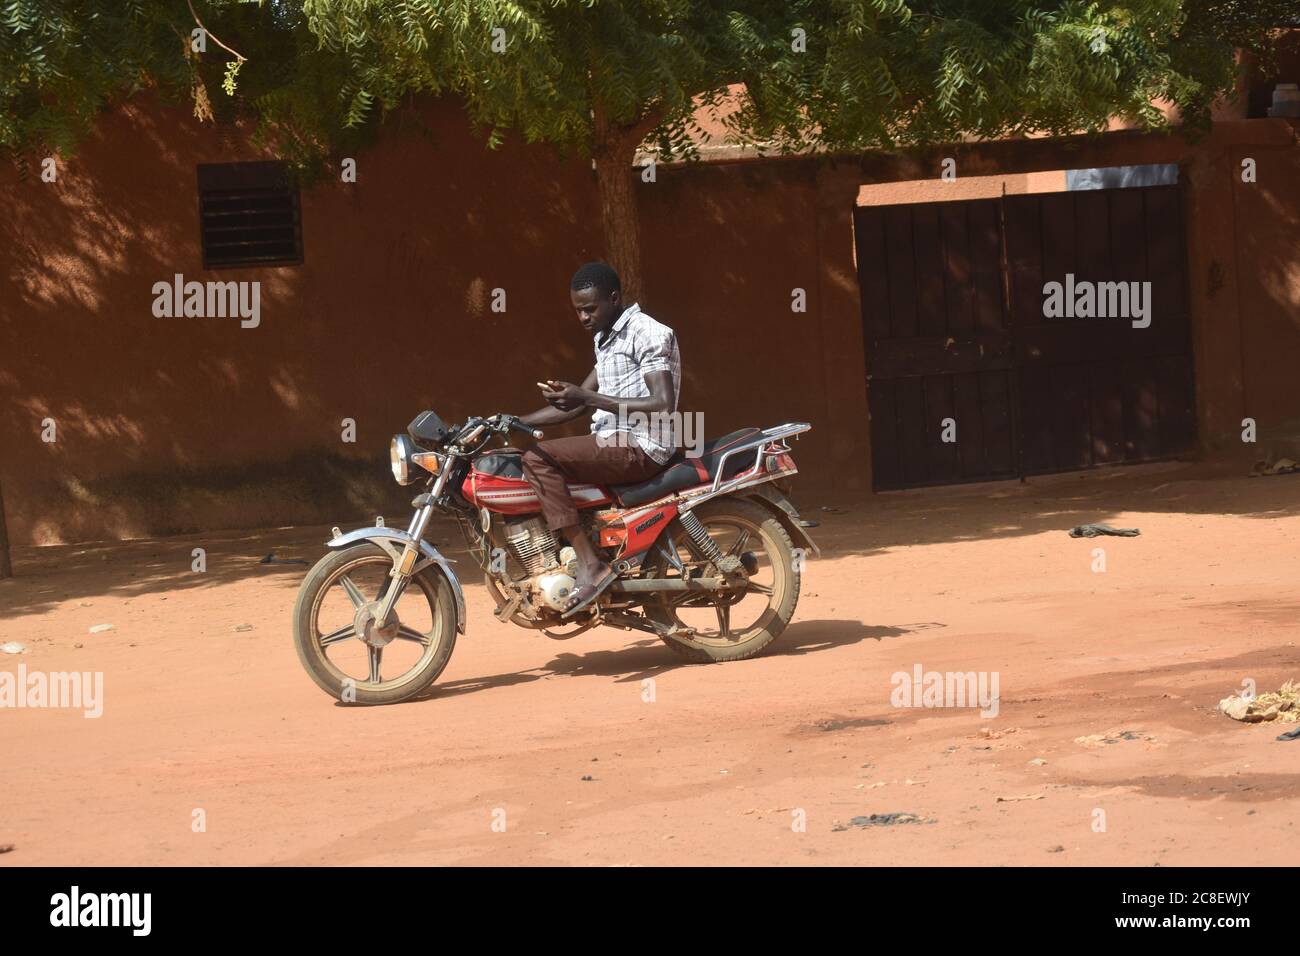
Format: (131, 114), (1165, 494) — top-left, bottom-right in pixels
(2, 461), (1298, 866)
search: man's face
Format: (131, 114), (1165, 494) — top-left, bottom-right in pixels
(570, 285), (621, 335)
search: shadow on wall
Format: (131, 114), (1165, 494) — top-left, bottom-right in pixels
(0, 94), (603, 546)
(13, 451), (413, 546)
(1231, 144), (1300, 427)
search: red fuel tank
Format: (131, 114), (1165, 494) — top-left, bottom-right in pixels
(461, 452), (613, 515)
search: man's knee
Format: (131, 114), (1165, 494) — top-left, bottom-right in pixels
(521, 445), (563, 483)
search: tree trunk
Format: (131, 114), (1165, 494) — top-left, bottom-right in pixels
(590, 101), (662, 306)
(0, 480), (12, 579)
(592, 139), (645, 304)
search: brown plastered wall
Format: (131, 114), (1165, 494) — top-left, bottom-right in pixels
(2, 96), (1298, 545)
(1226, 130), (1300, 445)
(1, 96), (609, 544)
(636, 161), (836, 494)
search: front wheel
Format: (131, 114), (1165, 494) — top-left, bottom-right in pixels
(641, 498), (801, 663)
(293, 542), (457, 704)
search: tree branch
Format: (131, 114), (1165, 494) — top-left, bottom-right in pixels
(187, 0), (246, 62)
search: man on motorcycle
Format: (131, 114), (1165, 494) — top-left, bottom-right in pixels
(518, 261), (681, 616)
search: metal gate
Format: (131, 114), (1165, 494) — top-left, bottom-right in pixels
(854, 185), (1195, 491)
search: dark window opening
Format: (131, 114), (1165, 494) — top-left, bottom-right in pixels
(197, 161), (303, 269)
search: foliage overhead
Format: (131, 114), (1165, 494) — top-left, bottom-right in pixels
(1, 0), (1293, 168)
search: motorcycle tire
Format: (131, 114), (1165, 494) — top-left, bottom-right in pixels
(293, 542), (457, 705)
(642, 498), (800, 663)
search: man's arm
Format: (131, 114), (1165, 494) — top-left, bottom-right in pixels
(544, 370), (674, 417)
(519, 367), (599, 427)
(547, 322), (676, 416)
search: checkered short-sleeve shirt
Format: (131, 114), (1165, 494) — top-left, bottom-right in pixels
(590, 303), (681, 464)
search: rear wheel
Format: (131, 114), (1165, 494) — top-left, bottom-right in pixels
(641, 498), (800, 662)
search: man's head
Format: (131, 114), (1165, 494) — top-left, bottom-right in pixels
(569, 261), (622, 335)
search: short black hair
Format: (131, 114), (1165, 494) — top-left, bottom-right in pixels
(570, 261), (621, 297)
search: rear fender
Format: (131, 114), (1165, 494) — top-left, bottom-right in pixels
(742, 485), (821, 557)
(326, 527), (466, 634)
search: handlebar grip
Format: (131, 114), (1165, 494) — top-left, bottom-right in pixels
(508, 417), (544, 440)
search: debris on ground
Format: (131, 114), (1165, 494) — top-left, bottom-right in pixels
(1068, 523), (1141, 538)
(259, 553), (309, 565)
(1249, 457), (1300, 477)
(814, 716), (889, 732)
(1074, 729), (1157, 748)
(832, 812), (936, 831)
(1, 641), (26, 654)
(232, 624), (254, 633)
(997, 793), (1044, 802)
(1028, 758), (1048, 766)
(88, 624), (114, 634)
(1219, 681), (1300, 723)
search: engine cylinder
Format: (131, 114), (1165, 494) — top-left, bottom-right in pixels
(505, 517), (559, 574)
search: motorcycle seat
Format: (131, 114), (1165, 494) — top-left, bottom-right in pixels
(609, 427), (764, 507)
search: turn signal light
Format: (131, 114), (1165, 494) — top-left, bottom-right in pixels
(412, 452), (441, 475)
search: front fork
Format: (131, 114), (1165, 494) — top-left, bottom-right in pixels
(375, 466), (451, 624)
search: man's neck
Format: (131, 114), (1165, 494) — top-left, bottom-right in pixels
(597, 303), (629, 347)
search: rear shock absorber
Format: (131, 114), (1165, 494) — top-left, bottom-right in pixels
(679, 510), (742, 576)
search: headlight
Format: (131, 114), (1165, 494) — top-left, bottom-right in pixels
(390, 434), (414, 485)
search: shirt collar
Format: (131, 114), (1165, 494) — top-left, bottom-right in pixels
(597, 302), (640, 346)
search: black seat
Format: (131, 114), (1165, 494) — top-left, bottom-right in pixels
(610, 428), (763, 507)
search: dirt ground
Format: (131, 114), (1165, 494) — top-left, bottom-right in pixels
(2, 460), (1298, 866)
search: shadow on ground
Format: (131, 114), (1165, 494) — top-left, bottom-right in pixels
(392, 619), (913, 705)
(4, 461), (1299, 620)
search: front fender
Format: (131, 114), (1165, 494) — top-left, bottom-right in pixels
(326, 527), (466, 634)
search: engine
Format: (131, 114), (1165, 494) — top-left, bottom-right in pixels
(504, 517), (559, 573)
(503, 517), (577, 612)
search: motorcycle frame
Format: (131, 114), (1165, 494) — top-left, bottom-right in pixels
(327, 418), (817, 636)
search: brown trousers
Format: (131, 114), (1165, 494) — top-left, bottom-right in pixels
(521, 434), (663, 530)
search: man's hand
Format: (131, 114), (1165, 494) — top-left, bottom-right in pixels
(519, 367), (600, 428)
(541, 380), (589, 412)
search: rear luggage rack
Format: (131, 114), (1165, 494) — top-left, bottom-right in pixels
(680, 422), (811, 508)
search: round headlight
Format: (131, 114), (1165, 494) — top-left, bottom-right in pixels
(390, 434), (413, 485)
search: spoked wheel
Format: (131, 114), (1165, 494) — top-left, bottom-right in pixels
(293, 542), (456, 704)
(642, 498), (800, 662)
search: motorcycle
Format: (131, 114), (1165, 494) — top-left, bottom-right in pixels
(292, 410), (819, 704)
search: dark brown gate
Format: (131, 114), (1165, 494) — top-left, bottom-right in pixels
(854, 184), (1195, 491)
